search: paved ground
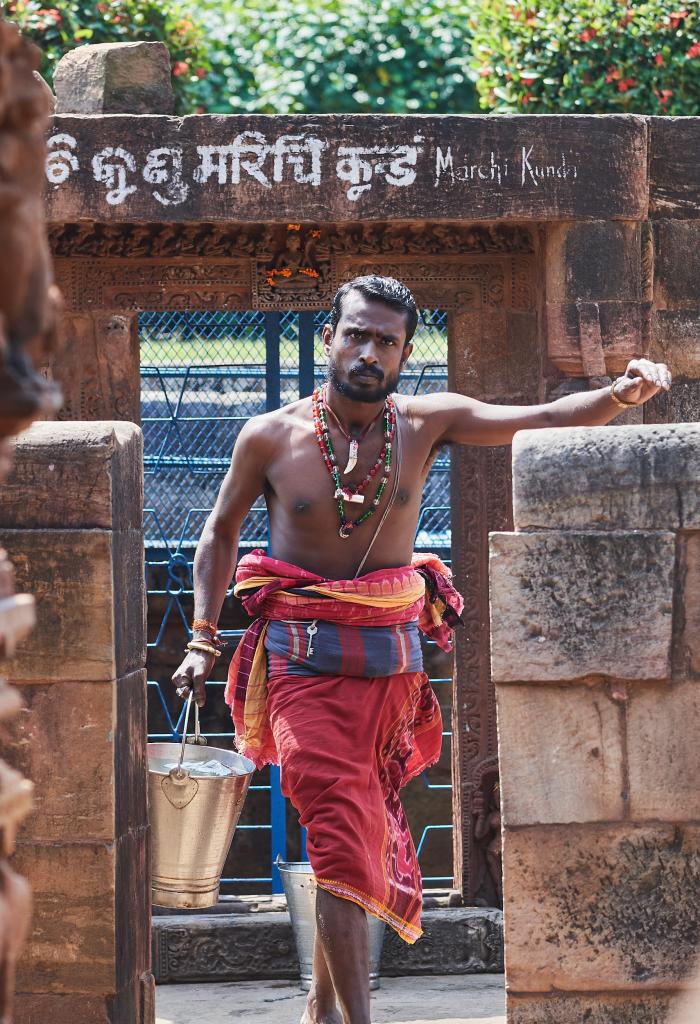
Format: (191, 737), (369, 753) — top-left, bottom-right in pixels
(156, 974), (506, 1024)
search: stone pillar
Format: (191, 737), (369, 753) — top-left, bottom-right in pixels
(45, 313), (141, 423)
(0, 422), (154, 1024)
(448, 263), (541, 902)
(489, 422), (700, 1022)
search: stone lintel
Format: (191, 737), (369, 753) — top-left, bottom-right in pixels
(489, 530), (675, 683)
(45, 113), (648, 224)
(511, 424), (700, 532)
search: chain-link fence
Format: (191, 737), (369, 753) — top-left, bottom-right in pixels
(141, 308), (453, 892)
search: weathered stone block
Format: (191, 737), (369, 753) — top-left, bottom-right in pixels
(4, 682), (115, 841)
(546, 301), (646, 376)
(545, 222), (642, 303)
(650, 310), (700, 379)
(507, 991), (674, 1024)
(53, 42), (174, 115)
(2, 421), (143, 531)
(649, 117), (700, 219)
(489, 531), (675, 682)
(47, 315), (140, 424)
(643, 378), (700, 426)
(115, 669), (148, 836)
(627, 680), (700, 821)
(12, 842), (116, 994)
(654, 220), (700, 306)
(15, 992), (112, 1024)
(2, 530), (116, 682)
(503, 824), (700, 991)
(682, 533), (700, 677)
(496, 684), (624, 825)
(112, 525), (146, 678)
(511, 424), (700, 532)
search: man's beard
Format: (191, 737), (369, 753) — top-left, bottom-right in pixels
(327, 356), (401, 404)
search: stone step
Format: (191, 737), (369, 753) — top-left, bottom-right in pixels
(152, 906), (503, 984)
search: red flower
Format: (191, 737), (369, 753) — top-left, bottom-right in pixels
(654, 53), (664, 65)
(172, 61), (189, 77)
(522, 91), (533, 105)
(668, 9), (688, 29)
(617, 77), (636, 93)
(37, 6), (61, 20)
(605, 67), (622, 82)
(97, 1), (108, 11)
(687, 41), (700, 59)
(656, 88), (673, 106)
(580, 28), (597, 42)
(196, 105), (206, 114)
(195, 67), (207, 79)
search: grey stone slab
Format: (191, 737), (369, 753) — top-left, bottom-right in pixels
(489, 530), (675, 683)
(511, 424), (700, 532)
(54, 42), (174, 115)
(155, 974), (506, 1024)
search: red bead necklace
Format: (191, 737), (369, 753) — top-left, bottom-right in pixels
(312, 386), (396, 539)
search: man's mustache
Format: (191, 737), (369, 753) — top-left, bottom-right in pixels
(349, 365), (383, 381)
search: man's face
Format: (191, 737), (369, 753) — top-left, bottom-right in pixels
(322, 290), (413, 404)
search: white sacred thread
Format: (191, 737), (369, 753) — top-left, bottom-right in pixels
(45, 133), (79, 185)
(336, 136), (423, 201)
(92, 146), (137, 205)
(142, 147), (189, 206)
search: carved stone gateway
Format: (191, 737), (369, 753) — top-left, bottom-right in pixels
(39, 104), (700, 918)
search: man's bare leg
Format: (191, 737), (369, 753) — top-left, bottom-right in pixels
(301, 932), (342, 1024)
(314, 887), (370, 1024)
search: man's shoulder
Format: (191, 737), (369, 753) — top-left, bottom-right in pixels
(239, 398), (311, 440)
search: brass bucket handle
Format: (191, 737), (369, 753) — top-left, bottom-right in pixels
(175, 693), (201, 777)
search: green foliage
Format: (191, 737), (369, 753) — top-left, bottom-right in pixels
(469, 0), (700, 114)
(195, 0), (478, 115)
(6, 0), (212, 113)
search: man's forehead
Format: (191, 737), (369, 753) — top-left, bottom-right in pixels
(338, 291), (408, 337)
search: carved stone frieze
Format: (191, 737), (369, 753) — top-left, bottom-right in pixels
(152, 907), (503, 983)
(54, 258), (251, 312)
(49, 220), (535, 260)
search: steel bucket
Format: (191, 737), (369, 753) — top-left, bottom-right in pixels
(276, 858), (386, 991)
(148, 694), (255, 909)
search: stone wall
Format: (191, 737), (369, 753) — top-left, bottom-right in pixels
(1, 422), (154, 1024)
(490, 422), (700, 1023)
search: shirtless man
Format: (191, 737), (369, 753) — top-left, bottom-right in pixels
(172, 275), (672, 1024)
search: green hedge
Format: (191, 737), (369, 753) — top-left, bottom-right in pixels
(469, 0), (700, 114)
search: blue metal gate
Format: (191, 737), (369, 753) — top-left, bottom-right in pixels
(141, 309), (453, 894)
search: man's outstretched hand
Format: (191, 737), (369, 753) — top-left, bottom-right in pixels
(171, 650), (216, 708)
(614, 359), (672, 406)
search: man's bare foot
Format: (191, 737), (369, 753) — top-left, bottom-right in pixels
(300, 991), (343, 1024)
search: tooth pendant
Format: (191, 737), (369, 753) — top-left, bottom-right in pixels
(343, 440), (359, 475)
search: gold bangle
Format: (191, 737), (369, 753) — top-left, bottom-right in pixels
(186, 640), (221, 658)
(609, 379), (637, 409)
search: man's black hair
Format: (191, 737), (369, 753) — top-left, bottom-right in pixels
(328, 275), (418, 344)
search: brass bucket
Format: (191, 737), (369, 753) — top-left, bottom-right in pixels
(148, 694), (254, 909)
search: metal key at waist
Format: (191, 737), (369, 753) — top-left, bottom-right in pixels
(306, 620), (318, 657)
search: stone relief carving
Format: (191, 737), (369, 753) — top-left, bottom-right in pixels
(49, 221), (534, 260)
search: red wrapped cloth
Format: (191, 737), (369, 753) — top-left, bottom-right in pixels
(224, 549), (463, 943)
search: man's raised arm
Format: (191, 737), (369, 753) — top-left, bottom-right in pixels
(171, 418), (271, 706)
(429, 358), (672, 447)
